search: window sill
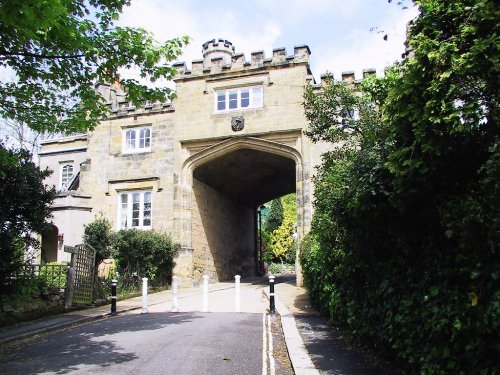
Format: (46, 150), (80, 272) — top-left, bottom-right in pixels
(213, 107), (263, 115)
(118, 226), (152, 231)
(121, 150), (152, 156)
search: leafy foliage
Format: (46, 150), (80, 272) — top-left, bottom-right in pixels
(111, 229), (179, 286)
(301, 1), (499, 373)
(0, 0), (189, 134)
(263, 198), (283, 233)
(262, 194), (297, 263)
(0, 143), (56, 293)
(39, 262), (68, 289)
(83, 215), (113, 265)
(269, 216), (295, 261)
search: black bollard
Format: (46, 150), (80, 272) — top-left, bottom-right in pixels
(111, 279), (117, 315)
(269, 275), (276, 314)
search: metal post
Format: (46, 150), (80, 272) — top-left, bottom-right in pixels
(235, 275), (241, 312)
(202, 275), (209, 312)
(172, 276), (179, 312)
(142, 277), (148, 314)
(269, 275), (276, 314)
(259, 209), (263, 275)
(111, 279), (117, 315)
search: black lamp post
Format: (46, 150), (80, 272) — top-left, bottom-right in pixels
(258, 204), (266, 276)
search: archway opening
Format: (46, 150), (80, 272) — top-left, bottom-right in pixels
(190, 147), (296, 281)
(41, 225), (59, 264)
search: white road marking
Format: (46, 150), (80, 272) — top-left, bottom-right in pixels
(268, 314), (276, 375)
(262, 313), (268, 375)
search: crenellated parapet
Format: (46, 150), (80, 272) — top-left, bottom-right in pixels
(97, 39), (312, 117)
(309, 68), (378, 90)
(173, 38), (311, 80)
(95, 82), (174, 118)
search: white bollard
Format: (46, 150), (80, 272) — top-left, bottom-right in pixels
(142, 277), (148, 314)
(202, 274), (209, 312)
(235, 275), (241, 312)
(172, 276), (179, 312)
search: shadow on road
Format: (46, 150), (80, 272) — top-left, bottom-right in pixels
(0, 312), (202, 374)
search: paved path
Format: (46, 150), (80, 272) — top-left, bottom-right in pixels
(0, 275), (405, 375)
(274, 274), (404, 375)
(0, 278), (290, 375)
(0, 279), (267, 345)
(0, 312), (265, 375)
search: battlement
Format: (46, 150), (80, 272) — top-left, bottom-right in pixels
(94, 39), (380, 117)
(309, 68), (378, 90)
(202, 38), (235, 67)
(95, 82), (174, 118)
(174, 40), (311, 80)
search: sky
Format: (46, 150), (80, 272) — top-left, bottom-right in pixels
(1, 0), (419, 151)
(118, 0), (419, 82)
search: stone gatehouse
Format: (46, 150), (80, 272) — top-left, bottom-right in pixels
(38, 39), (337, 286)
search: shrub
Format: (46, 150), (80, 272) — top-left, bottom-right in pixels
(301, 3), (499, 369)
(39, 262), (68, 289)
(111, 229), (180, 287)
(83, 215), (113, 265)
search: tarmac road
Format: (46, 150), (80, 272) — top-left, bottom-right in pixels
(0, 312), (266, 375)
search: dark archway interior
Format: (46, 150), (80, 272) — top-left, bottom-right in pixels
(41, 225), (59, 263)
(193, 148), (296, 207)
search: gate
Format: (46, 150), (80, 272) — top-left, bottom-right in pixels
(67, 243), (96, 305)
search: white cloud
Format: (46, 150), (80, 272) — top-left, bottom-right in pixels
(116, 0), (419, 82)
(312, 4), (419, 80)
(118, 1), (283, 68)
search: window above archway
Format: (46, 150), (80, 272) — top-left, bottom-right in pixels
(214, 86), (263, 112)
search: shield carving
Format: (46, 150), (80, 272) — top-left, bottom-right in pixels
(231, 116), (244, 132)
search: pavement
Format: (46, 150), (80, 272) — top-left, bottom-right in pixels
(273, 275), (405, 375)
(0, 274), (403, 375)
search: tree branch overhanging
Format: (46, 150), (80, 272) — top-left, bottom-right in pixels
(0, 50), (86, 59)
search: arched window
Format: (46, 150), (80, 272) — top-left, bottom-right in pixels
(60, 164), (74, 190)
(139, 128), (151, 149)
(125, 129), (136, 150)
(122, 126), (151, 153)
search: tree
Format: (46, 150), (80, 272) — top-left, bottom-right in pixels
(0, 142), (56, 292)
(263, 198), (283, 234)
(269, 216), (295, 261)
(0, 0), (189, 135)
(301, 0), (499, 372)
(266, 194), (297, 262)
(83, 215), (113, 266)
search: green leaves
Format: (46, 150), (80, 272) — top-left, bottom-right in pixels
(0, 0), (189, 134)
(0, 143), (57, 292)
(111, 229), (180, 284)
(302, 0), (499, 372)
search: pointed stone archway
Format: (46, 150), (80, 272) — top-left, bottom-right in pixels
(175, 137), (306, 284)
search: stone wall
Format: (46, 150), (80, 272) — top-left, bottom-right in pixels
(79, 112), (177, 234)
(0, 287), (65, 327)
(191, 178), (254, 282)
